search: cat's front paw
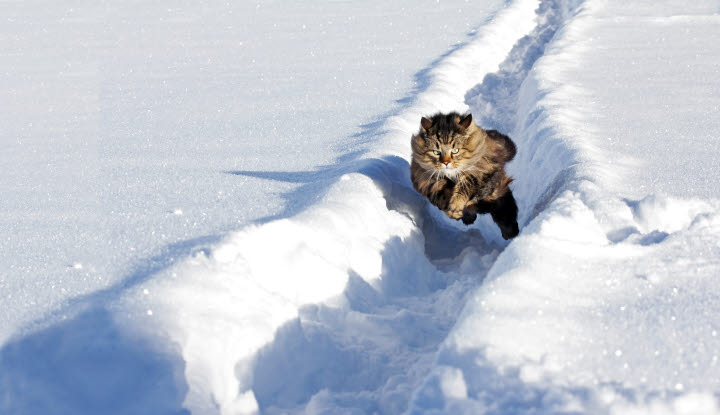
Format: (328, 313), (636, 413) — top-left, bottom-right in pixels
(446, 197), (467, 220)
(445, 208), (464, 220)
(461, 210), (477, 225)
(461, 202), (478, 225)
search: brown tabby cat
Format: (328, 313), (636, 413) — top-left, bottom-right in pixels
(410, 112), (519, 239)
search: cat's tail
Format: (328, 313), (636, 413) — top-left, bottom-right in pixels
(486, 130), (517, 162)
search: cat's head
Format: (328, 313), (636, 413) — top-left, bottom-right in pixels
(411, 112), (483, 179)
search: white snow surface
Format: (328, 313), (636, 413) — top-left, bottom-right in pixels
(3, 0), (720, 414)
(0, 0), (503, 342)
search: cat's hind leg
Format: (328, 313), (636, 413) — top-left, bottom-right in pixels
(490, 190), (519, 239)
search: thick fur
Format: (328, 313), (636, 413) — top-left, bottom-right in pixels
(410, 112), (519, 239)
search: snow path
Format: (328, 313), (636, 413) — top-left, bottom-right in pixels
(3, 0), (720, 413)
(130, 1), (543, 413)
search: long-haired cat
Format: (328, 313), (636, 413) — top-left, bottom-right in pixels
(410, 112), (519, 239)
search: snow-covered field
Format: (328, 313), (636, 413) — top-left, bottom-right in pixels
(2, 0), (720, 414)
(0, 0), (503, 342)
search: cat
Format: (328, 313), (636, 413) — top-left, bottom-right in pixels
(410, 111), (519, 239)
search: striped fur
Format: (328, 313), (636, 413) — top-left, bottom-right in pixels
(410, 112), (519, 239)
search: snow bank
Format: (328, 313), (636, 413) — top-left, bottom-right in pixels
(136, 165), (425, 413)
(407, 0), (720, 413)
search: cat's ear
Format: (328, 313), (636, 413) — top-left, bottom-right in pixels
(459, 113), (473, 130)
(420, 117), (433, 132)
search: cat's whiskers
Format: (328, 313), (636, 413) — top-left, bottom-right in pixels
(419, 168), (435, 181)
(429, 168), (441, 184)
(440, 167), (457, 180)
(419, 166), (442, 184)
(459, 166), (483, 177)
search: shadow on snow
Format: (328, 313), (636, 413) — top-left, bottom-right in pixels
(0, 309), (190, 415)
(0, 236), (220, 415)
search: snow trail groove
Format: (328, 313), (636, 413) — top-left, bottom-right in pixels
(132, 0), (552, 413)
(206, 1), (720, 412)
(244, 1), (582, 413)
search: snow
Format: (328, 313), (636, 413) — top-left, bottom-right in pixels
(0, 0), (503, 341)
(3, 0), (720, 414)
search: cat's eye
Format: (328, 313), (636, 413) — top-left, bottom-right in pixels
(433, 150), (441, 155)
(452, 148), (459, 154)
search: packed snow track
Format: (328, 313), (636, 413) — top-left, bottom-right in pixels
(2, 0), (720, 414)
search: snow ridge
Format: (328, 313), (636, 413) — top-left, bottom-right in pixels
(131, 1), (543, 413)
